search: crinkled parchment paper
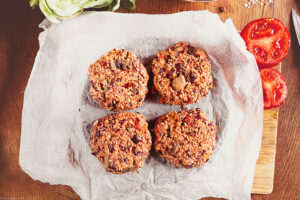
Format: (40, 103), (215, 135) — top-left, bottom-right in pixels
(19, 11), (263, 200)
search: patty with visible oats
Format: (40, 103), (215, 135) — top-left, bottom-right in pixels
(152, 42), (213, 105)
(88, 49), (149, 111)
(90, 112), (152, 174)
(154, 108), (217, 169)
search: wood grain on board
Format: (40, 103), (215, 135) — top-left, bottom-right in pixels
(0, 0), (299, 200)
(251, 64), (281, 195)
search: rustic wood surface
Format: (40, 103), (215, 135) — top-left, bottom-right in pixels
(0, 0), (299, 200)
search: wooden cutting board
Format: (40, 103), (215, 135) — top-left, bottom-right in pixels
(251, 63), (281, 194)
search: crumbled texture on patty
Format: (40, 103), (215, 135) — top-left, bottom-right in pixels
(88, 48), (149, 111)
(152, 42), (213, 105)
(90, 112), (152, 174)
(154, 108), (217, 169)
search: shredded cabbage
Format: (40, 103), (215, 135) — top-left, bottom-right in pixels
(30, 0), (136, 23)
(122, 0), (135, 11)
(108, 0), (120, 11)
(83, 0), (113, 9)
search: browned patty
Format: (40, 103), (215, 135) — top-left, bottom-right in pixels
(154, 108), (217, 169)
(152, 42), (213, 105)
(90, 112), (152, 174)
(88, 48), (149, 111)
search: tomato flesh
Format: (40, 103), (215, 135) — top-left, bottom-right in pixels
(260, 69), (288, 109)
(241, 18), (290, 68)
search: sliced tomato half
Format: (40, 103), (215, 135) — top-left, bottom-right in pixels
(241, 18), (290, 68)
(260, 68), (288, 109)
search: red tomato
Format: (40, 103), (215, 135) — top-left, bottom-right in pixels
(241, 18), (290, 68)
(260, 69), (288, 109)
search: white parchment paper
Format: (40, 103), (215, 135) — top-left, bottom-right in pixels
(19, 11), (263, 200)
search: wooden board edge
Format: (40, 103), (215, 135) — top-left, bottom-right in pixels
(251, 63), (281, 194)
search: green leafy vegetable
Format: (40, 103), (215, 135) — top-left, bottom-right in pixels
(30, 0), (39, 8)
(30, 0), (136, 23)
(39, 0), (60, 23)
(121, 0), (135, 11)
(108, 0), (120, 11)
(45, 0), (84, 17)
(84, 0), (113, 9)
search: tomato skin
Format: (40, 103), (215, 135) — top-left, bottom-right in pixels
(260, 69), (288, 109)
(241, 18), (291, 69)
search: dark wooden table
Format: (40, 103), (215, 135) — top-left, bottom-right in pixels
(0, 0), (299, 199)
